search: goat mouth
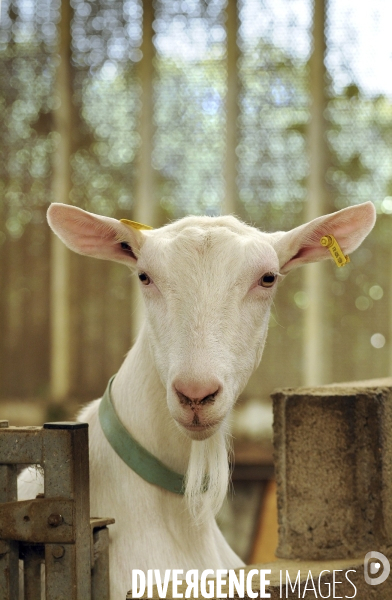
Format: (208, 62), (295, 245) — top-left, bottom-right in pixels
(179, 420), (220, 433)
(179, 421), (219, 441)
(183, 423), (208, 431)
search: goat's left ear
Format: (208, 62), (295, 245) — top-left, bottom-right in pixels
(47, 203), (147, 266)
(272, 201), (376, 274)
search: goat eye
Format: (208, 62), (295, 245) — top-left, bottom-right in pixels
(258, 273), (277, 288)
(138, 272), (151, 286)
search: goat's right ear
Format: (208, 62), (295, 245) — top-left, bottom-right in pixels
(47, 203), (146, 266)
(272, 201), (376, 274)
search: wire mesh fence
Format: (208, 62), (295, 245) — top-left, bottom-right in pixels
(0, 0), (391, 406)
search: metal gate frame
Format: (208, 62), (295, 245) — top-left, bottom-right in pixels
(0, 420), (114, 600)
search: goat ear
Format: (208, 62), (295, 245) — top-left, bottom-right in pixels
(47, 203), (146, 266)
(273, 201), (376, 274)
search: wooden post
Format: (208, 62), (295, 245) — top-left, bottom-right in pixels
(131, 0), (156, 337)
(134, 0), (156, 227)
(223, 0), (239, 216)
(50, 0), (73, 401)
(303, 0), (330, 386)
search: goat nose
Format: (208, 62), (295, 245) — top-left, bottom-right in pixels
(173, 380), (221, 406)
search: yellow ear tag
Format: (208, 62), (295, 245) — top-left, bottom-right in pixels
(120, 219), (154, 231)
(320, 234), (350, 267)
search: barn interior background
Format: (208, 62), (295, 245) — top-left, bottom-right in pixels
(1, 0), (391, 564)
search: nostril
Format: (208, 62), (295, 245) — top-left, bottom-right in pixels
(199, 390), (219, 405)
(173, 379), (222, 406)
(176, 388), (220, 406)
(176, 389), (193, 406)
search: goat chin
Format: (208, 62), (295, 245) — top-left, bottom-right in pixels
(185, 424), (231, 523)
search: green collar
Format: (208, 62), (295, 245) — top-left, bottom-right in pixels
(99, 376), (185, 495)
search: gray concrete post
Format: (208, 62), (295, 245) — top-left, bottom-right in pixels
(272, 379), (392, 560)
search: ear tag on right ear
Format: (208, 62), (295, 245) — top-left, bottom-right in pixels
(120, 219), (154, 231)
(320, 234), (350, 267)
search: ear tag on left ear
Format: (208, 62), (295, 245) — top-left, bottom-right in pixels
(120, 219), (154, 231)
(320, 234), (350, 267)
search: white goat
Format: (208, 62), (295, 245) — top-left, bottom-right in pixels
(19, 201), (375, 599)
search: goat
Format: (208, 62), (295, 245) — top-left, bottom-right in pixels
(18, 201), (375, 599)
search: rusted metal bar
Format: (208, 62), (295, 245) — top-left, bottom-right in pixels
(0, 497), (74, 543)
(21, 544), (44, 600)
(0, 461), (19, 600)
(91, 527), (110, 600)
(0, 427), (43, 464)
(43, 422), (91, 600)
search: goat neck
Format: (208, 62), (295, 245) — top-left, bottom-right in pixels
(110, 323), (192, 477)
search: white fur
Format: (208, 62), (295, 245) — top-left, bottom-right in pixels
(18, 203), (376, 599)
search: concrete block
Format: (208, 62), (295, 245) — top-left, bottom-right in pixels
(272, 379), (392, 560)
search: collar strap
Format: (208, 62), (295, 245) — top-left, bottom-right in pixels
(99, 376), (185, 495)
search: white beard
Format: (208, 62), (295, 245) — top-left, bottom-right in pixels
(184, 424), (231, 522)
